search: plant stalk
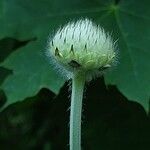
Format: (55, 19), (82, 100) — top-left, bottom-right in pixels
(70, 73), (86, 150)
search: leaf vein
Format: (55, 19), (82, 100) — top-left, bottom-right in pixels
(120, 9), (150, 21)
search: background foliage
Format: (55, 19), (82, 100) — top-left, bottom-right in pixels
(0, 0), (150, 150)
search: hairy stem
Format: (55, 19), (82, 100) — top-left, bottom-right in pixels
(70, 73), (86, 150)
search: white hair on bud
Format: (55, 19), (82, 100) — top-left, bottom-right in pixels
(47, 18), (117, 80)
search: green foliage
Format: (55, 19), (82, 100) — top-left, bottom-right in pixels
(0, 0), (150, 149)
(1, 39), (64, 108)
(0, 0), (150, 111)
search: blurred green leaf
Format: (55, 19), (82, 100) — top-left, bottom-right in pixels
(0, 0), (150, 111)
(104, 0), (150, 111)
(43, 142), (51, 150)
(1, 40), (64, 108)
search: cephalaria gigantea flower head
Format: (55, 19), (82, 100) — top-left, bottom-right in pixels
(47, 19), (117, 81)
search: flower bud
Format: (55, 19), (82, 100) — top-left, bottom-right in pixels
(47, 19), (117, 80)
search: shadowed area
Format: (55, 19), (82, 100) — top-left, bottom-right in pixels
(0, 78), (149, 150)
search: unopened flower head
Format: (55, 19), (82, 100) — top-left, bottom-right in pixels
(47, 19), (117, 80)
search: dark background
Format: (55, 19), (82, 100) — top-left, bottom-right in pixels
(0, 77), (150, 150)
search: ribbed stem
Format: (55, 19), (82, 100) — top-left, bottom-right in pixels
(70, 73), (86, 150)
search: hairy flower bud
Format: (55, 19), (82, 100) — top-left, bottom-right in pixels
(47, 19), (117, 80)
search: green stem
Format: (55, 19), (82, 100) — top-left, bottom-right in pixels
(70, 73), (86, 150)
